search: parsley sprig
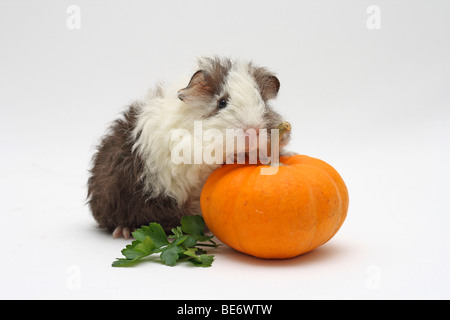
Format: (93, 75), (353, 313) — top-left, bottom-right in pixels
(112, 215), (218, 268)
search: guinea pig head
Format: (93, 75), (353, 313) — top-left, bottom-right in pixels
(177, 57), (289, 162)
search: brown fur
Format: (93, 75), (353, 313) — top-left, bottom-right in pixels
(198, 56), (233, 96)
(250, 66), (281, 102)
(178, 57), (233, 103)
(87, 102), (185, 232)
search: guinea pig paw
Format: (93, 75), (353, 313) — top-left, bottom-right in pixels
(112, 226), (132, 239)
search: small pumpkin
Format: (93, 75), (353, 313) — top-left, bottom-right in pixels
(200, 123), (349, 259)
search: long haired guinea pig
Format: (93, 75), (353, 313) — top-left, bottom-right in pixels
(87, 57), (291, 238)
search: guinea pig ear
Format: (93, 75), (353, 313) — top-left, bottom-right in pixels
(177, 70), (214, 103)
(252, 67), (281, 101)
(259, 75), (280, 102)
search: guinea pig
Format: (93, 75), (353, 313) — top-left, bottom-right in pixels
(87, 56), (291, 238)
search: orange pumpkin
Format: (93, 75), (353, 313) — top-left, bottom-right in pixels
(200, 142), (349, 259)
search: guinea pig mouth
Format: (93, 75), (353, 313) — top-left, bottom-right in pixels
(218, 127), (280, 164)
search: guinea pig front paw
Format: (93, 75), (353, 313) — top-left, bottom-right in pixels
(112, 226), (133, 239)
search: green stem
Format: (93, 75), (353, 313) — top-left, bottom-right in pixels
(196, 243), (219, 248)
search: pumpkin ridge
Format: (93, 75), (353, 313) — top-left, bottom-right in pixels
(321, 168), (346, 245)
(231, 167), (254, 253)
(233, 165), (268, 256)
(299, 159), (349, 245)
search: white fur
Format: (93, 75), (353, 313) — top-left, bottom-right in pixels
(132, 59), (279, 211)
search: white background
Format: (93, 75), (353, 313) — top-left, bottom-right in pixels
(1, 0), (449, 299)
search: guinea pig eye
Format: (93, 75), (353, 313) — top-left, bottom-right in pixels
(218, 98), (228, 109)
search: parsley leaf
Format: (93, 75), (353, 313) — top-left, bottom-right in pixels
(160, 244), (184, 266)
(132, 223), (169, 248)
(112, 215), (218, 268)
(180, 215), (205, 235)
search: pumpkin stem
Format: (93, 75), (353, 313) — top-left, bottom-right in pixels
(276, 121), (292, 145)
(264, 121), (291, 169)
